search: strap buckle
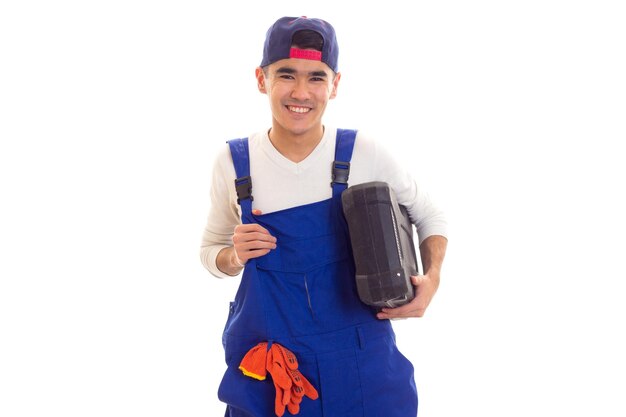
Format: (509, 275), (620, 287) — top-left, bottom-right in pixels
(234, 176), (253, 205)
(331, 161), (350, 186)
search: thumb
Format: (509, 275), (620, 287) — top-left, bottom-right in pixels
(252, 209), (263, 216)
(411, 275), (426, 287)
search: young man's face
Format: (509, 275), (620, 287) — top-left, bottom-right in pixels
(256, 58), (341, 138)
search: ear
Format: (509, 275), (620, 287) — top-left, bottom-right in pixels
(329, 72), (341, 99)
(255, 67), (267, 94)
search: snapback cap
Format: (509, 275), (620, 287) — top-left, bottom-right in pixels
(260, 16), (339, 72)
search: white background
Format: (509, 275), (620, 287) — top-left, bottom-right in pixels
(1, 1), (625, 416)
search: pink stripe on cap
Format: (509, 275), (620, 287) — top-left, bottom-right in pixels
(289, 47), (322, 61)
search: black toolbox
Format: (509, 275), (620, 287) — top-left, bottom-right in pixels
(342, 181), (419, 308)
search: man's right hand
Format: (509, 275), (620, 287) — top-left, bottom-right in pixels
(232, 222), (277, 265)
(216, 211), (277, 276)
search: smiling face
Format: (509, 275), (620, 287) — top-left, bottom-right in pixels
(256, 58), (341, 141)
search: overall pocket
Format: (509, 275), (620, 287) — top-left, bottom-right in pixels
(358, 334), (418, 417)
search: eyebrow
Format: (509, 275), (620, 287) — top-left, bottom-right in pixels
(275, 67), (329, 78)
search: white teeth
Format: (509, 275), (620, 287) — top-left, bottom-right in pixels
(288, 106), (310, 113)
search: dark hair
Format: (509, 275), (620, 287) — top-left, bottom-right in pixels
(291, 30), (324, 51)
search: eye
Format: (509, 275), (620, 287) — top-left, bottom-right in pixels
(310, 77), (326, 82)
(279, 74), (295, 80)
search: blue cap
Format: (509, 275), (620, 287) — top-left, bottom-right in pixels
(260, 16), (339, 72)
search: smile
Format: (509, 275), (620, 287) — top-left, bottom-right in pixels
(287, 105), (311, 114)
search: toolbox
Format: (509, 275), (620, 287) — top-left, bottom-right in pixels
(341, 181), (419, 308)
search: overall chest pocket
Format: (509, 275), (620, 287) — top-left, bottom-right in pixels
(255, 255), (370, 339)
(253, 215), (376, 337)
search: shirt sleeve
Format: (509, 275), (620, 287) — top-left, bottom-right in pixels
(199, 146), (242, 278)
(371, 139), (449, 245)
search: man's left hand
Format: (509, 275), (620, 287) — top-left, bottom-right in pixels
(376, 273), (440, 320)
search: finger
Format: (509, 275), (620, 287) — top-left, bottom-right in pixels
(282, 382), (291, 406)
(290, 391), (303, 403)
(273, 379), (286, 417)
(233, 231), (277, 244)
(377, 308), (424, 320)
(374, 275), (431, 318)
(377, 297), (425, 319)
(234, 223), (274, 237)
(299, 373), (319, 400)
(287, 401), (300, 415)
(380, 299), (418, 316)
(287, 368), (303, 388)
(252, 209), (262, 216)
(235, 240), (277, 254)
(411, 275), (426, 286)
(276, 345), (298, 370)
(380, 303), (425, 317)
(237, 248), (271, 262)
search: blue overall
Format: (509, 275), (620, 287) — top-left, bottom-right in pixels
(218, 129), (418, 417)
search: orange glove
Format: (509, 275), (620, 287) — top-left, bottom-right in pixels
(267, 344), (318, 416)
(238, 342), (268, 381)
(239, 342), (319, 417)
(266, 343), (292, 416)
(286, 367), (319, 414)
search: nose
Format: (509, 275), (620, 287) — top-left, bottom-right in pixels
(290, 78), (310, 101)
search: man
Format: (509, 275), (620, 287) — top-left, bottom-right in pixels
(200, 16), (448, 417)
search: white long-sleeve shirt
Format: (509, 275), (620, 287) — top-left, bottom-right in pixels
(200, 127), (448, 278)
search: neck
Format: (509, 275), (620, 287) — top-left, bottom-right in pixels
(268, 124), (325, 163)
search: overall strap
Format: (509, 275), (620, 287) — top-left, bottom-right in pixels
(227, 138), (253, 218)
(331, 128), (358, 197)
